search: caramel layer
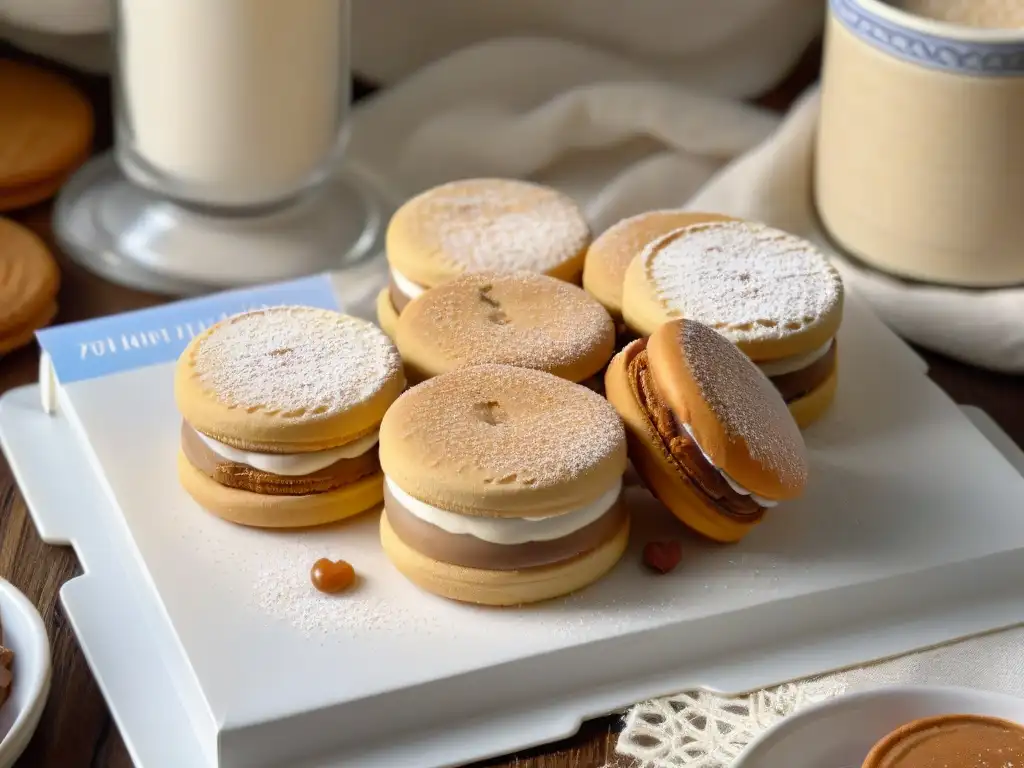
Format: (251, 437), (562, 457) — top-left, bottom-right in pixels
(384, 483), (627, 570)
(180, 423), (380, 496)
(770, 342), (837, 403)
(388, 275), (414, 313)
(629, 350), (764, 521)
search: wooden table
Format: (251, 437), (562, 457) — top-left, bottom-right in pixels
(1, 45), (1022, 768)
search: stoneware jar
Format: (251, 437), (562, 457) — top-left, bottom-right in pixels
(816, 0), (1024, 287)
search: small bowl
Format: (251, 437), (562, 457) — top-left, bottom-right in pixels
(733, 685), (1024, 768)
(0, 579), (51, 768)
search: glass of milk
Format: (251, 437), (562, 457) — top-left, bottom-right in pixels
(53, 0), (392, 298)
(114, 0), (349, 209)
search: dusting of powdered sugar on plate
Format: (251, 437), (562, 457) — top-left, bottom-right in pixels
(643, 221), (842, 343)
(189, 306), (401, 416)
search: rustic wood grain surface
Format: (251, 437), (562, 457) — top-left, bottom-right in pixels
(0, 41), (1021, 768)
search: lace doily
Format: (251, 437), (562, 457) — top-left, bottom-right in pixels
(617, 677), (848, 767)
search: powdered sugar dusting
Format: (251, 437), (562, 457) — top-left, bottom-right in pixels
(385, 364), (625, 492)
(645, 221), (842, 342)
(403, 272), (613, 378)
(189, 307), (401, 416)
(681, 321), (808, 489)
(407, 179), (590, 274)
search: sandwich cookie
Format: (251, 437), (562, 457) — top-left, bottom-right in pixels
(583, 210), (733, 341)
(395, 271), (615, 387)
(175, 307), (405, 528)
(378, 178), (591, 337)
(862, 714), (1024, 768)
(379, 364), (628, 605)
(622, 220), (843, 428)
(605, 319), (808, 543)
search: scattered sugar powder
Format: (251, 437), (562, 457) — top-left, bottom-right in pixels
(644, 221), (842, 343)
(408, 179), (590, 274)
(188, 306), (401, 415)
(681, 321), (809, 490)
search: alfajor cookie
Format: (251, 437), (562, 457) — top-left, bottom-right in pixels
(0, 217), (60, 354)
(622, 220), (844, 428)
(377, 178), (591, 337)
(0, 60), (93, 189)
(583, 210), (734, 323)
(175, 306), (405, 528)
(605, 319), (808, 543)
(862, 714), (1024, 768)
(395, 271), (614, 386)
(378, 364), (628, 606)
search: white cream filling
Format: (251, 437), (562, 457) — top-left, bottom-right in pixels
(390, 267), (426, 300)
(385, 476), (622, 545)
(756, 339), (834, 378)
(196, 430), (379, 476)
(679, 423), (778, 508)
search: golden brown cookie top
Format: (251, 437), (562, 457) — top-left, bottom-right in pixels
(386, 178), (590, 288)
(396, 271), (614, 383)
(0, 217), (60, 339)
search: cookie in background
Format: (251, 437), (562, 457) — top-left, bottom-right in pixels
(622, 220), (843, 428)
(0, 218), (60, 354)
(377, 178), (591, 337)
(582, 210), (733, 345)
(395, 271), (614, 388)
(0, 60), (93, 212)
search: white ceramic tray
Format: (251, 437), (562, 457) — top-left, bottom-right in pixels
(2, 293), (1024, 767)
(734, 685), (1024, 767)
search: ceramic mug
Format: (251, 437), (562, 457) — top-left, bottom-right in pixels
(816, 0), (1024, 287)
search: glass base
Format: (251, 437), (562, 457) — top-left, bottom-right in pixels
(53, 153), (397, 296)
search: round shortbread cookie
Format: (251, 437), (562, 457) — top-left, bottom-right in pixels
(0, 60), (94, 188)
(386, 178), (590, 289)
(178, 452), (384, 528)
(583, 210), (734, 318)
(0, 146), (89, 213)
(379, 364), (626, 518)
(622, 221), (844, 360)
(787, 364), (838, 430)
(175, 307), (405, 453)
(0, 300), (57, 355)
(0, 217), (60, 339)
(395, 271), (614, 384)
(380, 510), (628, 605)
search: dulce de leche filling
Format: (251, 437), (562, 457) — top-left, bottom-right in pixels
(869, 715), (1024, 768)
(180, 423), (380, 496)
(766, 341), (837, 403)
(629, 350), (765, 521)
(384, 483), (626, 570)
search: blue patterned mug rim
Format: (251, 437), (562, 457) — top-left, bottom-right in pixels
(830, 0), (1024, 76)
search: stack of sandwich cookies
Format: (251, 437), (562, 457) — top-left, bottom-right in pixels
(605, 319), (808, 543)
(377, 178), (591, 337)
(583, 210), (733, 344)
(622, 220), (843, 428)
(175, 307), (405, 528)
(395, 271), (614, 386)
(379, 364), (628, 605)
